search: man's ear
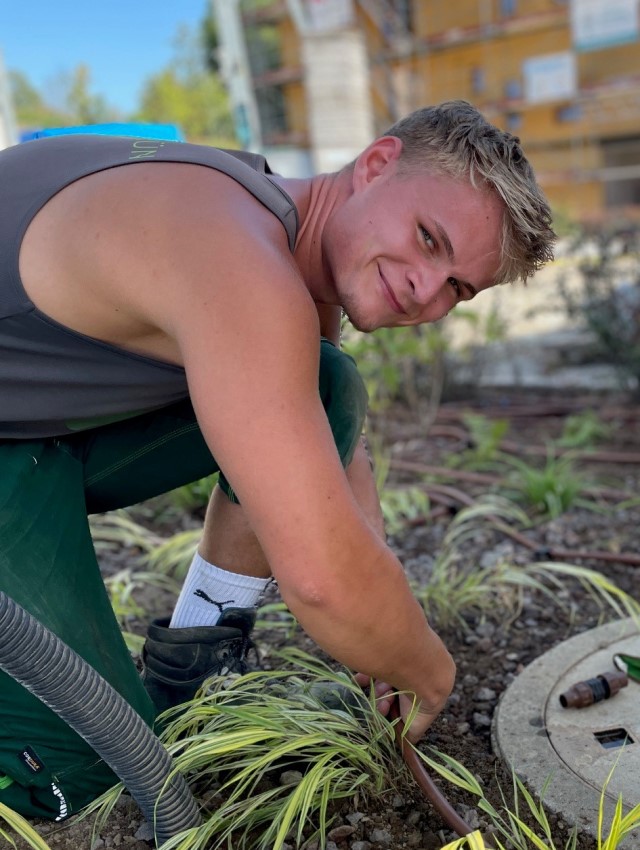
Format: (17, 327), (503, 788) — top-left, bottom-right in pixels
(351, 135), (403, 191)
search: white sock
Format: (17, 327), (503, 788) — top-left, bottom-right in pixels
(169, 552), (272, 629)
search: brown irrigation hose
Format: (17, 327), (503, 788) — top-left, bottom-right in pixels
(434, 399), (640, 422)
(389, 701), (474, 838)
(389, 461), (640, 568)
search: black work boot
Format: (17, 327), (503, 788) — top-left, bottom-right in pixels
(142, 607), (257, 715)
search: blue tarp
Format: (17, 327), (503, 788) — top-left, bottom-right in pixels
(20, 123), (184, 143)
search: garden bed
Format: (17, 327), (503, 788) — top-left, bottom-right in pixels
(11, 390), (640, 850)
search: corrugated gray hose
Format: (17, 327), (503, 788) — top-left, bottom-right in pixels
(0, 591), (202, 845)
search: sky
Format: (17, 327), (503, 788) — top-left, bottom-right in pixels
(1, 0), (211, 116)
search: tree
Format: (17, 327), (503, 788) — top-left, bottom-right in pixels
(64, 64), (116, 124)
(134, 24), (234, 144)
(9, 65), (117, 131)
(9, 70), (71, 130)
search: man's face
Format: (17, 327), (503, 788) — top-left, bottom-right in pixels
(324, 138), (504, 332)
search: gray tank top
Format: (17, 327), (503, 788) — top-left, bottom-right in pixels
(0, 135), (299, 439)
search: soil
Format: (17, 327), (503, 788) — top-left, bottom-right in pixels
(10, 389), (640, 850)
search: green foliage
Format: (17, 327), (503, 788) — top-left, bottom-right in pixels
(343, 323), (447, 418)
(11, 64), (119, 130)
(9, 69), (75, 130)
(451, 413), (509, 470)
(134, 25), (235, 143)
(90, 510), (164, 558)
(88, 651), (404, 850)
(451, 301), (508, 347)
(413, 496), (640, 631)
(555, 223), (640, 395)
(167, 474), (219, 512)
(104, 568), (180, 654)
(0, 801), (52, 849)
(90, 510), (200, 580)
(504, 450), (585, 518)
(420, 750), (640, 850)
(380, 485), (430, 535)
(254, 602), (298, 637)
(201, 4), (221, 73)
(557, 410), (611, 449)
(62, 64), (117, 124)
(145, 530), (201, 580)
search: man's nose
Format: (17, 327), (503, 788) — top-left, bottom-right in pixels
(407, 267), (444, 305)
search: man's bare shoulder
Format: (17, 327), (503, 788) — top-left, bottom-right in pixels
(21, 161), (312, 364)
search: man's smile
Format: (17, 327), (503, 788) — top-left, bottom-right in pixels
(378, 264), (405, 315)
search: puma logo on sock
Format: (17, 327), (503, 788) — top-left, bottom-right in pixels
(194, 588), (235, 612)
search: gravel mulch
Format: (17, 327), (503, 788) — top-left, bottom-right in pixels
(9, 390), (640, 850)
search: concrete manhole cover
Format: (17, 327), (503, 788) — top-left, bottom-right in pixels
(493, 618), (640, 843)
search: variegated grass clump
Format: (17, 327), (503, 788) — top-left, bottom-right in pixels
(91, 511), (200, 580)
(85, 650), (407, 850)
(0, 801), (52, 850)
(413, 497), (640, 631)
(426, 749), (640, 850)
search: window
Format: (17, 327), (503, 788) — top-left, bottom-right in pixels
(471, 67), (486, 94)
(504, 78), (522, 100)
(556, 103), (582, 123)
(505, 112), (522, 131)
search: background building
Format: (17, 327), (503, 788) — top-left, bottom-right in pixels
(0, 49), (17, 149)
(215, 0), (640, 219)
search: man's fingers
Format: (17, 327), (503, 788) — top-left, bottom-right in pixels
(353, 674), (397, 715)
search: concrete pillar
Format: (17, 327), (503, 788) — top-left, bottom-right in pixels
(301, 27), (375, 173)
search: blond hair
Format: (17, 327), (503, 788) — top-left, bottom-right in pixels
(384, 100), (555, 284)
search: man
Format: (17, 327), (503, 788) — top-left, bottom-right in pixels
(0, 100), (555, 821)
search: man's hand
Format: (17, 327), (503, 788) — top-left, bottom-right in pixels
(354, 673), (449, 744)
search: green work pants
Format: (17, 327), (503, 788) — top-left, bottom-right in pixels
(0, 340), (367, 821)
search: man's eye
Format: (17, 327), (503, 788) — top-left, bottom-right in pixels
(419, 226), (434, 248)
(448, 277), (462, 297)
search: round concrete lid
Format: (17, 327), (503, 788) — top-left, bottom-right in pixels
(492, 618), (640, 842)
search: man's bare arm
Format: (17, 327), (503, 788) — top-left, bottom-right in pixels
(69, 165), (455, 738)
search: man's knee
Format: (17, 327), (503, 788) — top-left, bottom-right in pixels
(319, 339), (368, 468)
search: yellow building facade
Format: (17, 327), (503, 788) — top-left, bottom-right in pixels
(240, 0), (640, 219)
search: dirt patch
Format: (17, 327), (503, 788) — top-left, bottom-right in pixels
(10, 390), (640, 850)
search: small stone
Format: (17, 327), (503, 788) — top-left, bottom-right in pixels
(472, 711), (492, 728)
(392, 793), (405, 808)
(462, 674), (479, 687)
(475, 687), (497, 702)
(280, 769), (303, 786)
(328, 825), (355, 841)
(369, 827), (393, 844)
(347, 812), (367, 826)
(476, 637), (493, 652)
(407, 829), (423, 846)
(325, 843), (339, 850)
(460, 806), (481, 830)
(91, 841), (105, 850)
(351, 843), (372, 850)
(456, 721), (470, 735)
(134, 822), (155, 842)
(406, 810), (421, 827)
